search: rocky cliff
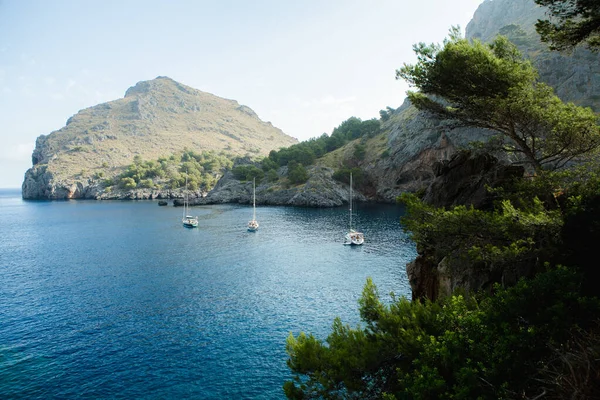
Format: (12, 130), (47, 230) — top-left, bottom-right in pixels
(22, 76), (297, 199)
(184, 165), (366, 208)
(401, 0), (600, 300)
(356, 0), (599, 203)
(196, 0), (598, 207)
(466, 0), (600, 111)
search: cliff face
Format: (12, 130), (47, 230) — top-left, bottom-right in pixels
(22, 76), (297, 199)
(406, 151), (529, 301)
(401, 0), (600, 300)
(466, 0), (600, 112)
(189, 166), (366, 208)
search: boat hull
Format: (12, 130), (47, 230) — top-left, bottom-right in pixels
(183, 216), (199, 228)
(247, 220), (259, 232)
(344, 231), (364, 245)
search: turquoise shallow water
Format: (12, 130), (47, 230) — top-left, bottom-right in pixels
(0, 189), (416, 399)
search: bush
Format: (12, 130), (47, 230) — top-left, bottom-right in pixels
(119, 177), (137, 189)
(265, 169), (279, 182)
(287, 161), (308, 184)
(332, 168), (364, 186)
(353, 143), (366, 160)
(232, 165), (264, 181)
(285, 269), (600, 399)
(139, 179), (154, 189)
(398, 193), (563, 272)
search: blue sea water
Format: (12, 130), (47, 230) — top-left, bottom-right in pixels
(0, 188), (416, 399)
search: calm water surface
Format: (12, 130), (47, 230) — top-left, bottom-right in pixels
(0, 189), (416, 399)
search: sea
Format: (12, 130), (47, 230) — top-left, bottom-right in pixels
(0, 188), (416, 399)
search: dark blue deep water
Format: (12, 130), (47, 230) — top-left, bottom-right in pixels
(0, 188), (416, 399)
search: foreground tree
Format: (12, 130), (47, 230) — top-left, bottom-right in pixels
(396, 30), (600, 171)
(285, 271), (599, 399)
(534, 0), (600, 51)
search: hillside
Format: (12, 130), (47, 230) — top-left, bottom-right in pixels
(22, 76), (297, 199)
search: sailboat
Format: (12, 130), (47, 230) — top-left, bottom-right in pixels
(344, 172), (364, 245)
(182, 173), (198, 228)
(247, 177), (259, 232)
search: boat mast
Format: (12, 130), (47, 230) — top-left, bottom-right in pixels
(184, 172), (188, 218)
(349, 172), (353, 231)
(252, 177), (256, 221)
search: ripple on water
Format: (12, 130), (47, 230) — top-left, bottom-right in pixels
(0, 197), (416, 399)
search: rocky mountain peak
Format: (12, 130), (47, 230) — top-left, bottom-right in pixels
(125, 76), (192, 98)
(466, 0), (545, 42)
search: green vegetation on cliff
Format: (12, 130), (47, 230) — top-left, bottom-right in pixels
(108, 149), (233, 191)
(397, 29), (600, 171)
(230, 116), (384, 188)
(534, 0), (600, 51)
(284, 25), (600, 399)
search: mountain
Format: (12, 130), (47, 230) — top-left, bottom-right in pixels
(22, 76), (297, 199)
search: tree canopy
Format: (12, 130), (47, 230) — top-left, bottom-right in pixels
(285, 269), (599, 399)
(535, 0), (600, 51)
(109, 149), (233, 191)
(396, 30), (600, 171)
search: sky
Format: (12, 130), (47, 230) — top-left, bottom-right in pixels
(0, 0), (484, 188)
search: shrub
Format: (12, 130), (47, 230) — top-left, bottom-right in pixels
(119, 177), (137, 189)
(285, 269), (600, 399)
(232, 165), (264, 181)
(287, 161), (308, 184)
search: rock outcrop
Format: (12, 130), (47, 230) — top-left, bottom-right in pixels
(422, 150), (524, 210)
(406, 151), (528, 301)
(360, 99), (490, 202)
(191, 166), (365, 208)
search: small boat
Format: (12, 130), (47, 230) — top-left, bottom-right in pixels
(247, 177), (259, 232)
(182, 174), (198, 228)
(344, 172), (364, 245)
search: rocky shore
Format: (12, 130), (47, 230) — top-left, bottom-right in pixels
(185, 166), (367, 207)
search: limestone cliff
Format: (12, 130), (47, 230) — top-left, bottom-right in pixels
(401, 0), (600, 301)
(406, 151), (528, 301)
(355, 0), (599, 203)
(22, 76), (297, 199)
(467, 0), (600, 112)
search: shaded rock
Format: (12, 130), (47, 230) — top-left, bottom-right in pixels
(406, 255), (440, 301)
(422, 151), (524, 210)
(406, 151), (533, 302)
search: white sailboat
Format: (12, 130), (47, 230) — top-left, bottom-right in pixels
(182, 173), (198, 228)
(247, 177), (259, 232)
(344, 172), (364, 245)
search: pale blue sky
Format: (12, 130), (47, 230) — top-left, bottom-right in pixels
(0, 0), (483, 188)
